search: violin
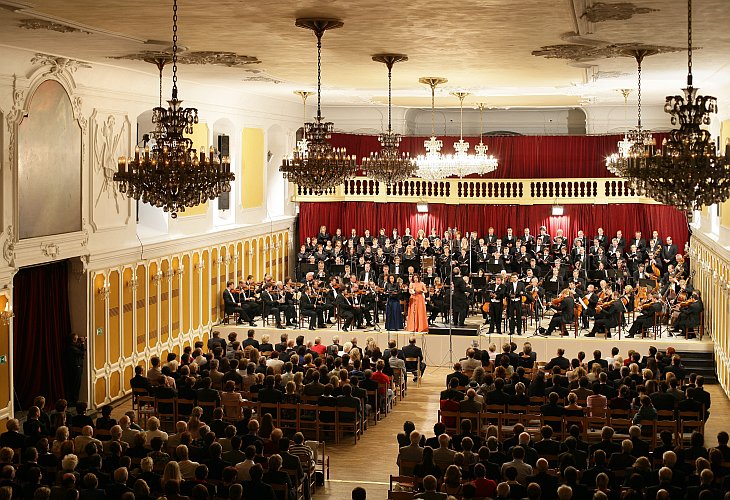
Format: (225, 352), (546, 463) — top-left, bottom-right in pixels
(550, 295), (565, 307)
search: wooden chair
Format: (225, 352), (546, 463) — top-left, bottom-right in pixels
(197, 400), (218, 423)
(136, 395), (156, 427)
(336, 407), (362, 444)
(154, 397), (177, 431)
(298, 404), (320, 442)
(366, 389), (381, 424)
(678, 410), (704, 444)
(541, 415), (564, 440)
(270, 483), (289, 500)
(405, 357), (423, 387)
(481, 411), (502, 440)
(439, 409), (459, 436)
(281, 468), (304, 500)
(388, 491), (415, 500)
(259, 402), (280, 426)
(131, 387), (148, 411)
(176, 398), (196, 419)
(391, 368), (407, 401)
(317, 407), (338, 443)
(279, 403), (300, 434)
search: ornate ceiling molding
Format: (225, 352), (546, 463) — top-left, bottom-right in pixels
(18, 19), (91, 34)
(242, 75), (283, 84)
(582, 2), (658, 23)
(113, 50), (261, 67)
(532, 41), (685, 63)
(30, 53), (91, 75)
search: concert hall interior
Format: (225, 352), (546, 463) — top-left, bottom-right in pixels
(2, 1), (730, 500)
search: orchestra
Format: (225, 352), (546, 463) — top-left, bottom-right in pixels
(221, 224), (703, 339)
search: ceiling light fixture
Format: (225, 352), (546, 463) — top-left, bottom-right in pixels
(279, 18), (357, 193)
(605, 49), (656, 178)
(361, 54), (417, 185)
(415, 76), (449, 180)
(624, 0), (730, 213)
(114, 0), (233, 218)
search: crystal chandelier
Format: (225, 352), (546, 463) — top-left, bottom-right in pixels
(114, 0), (233, 218)
(280, 19), (357, 193)
(361, 54), (417, 185)
(462, 100), (499, 175)
(293, 90), (315, 156)
(605, 49), (657, 178)
(415, 77), (449, 180)
(624, 0), (730, 212)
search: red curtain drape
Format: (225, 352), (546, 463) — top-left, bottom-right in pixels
(13, 261), (73, 409)
(330, 133), (670, 179)
(298, 202), (688, 251)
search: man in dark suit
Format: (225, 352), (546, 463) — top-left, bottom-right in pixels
(525, 459), (559, 500)
(662, 236), (678, 267)
(545, 348), (570, 371)
(451, 267), (469, 326)
(486, 275), (506, 332)
(242, 329), (260, 349)
(534, 426), (562, 460)
(586, 350), (608, 372)
(299, 287), (322, 330)
(544, 290), (574, 336)
(260, 284), (284, 329)
(129, 365), (151, 394)
(195, 377), (221, 421)
(223, 281), (254, 326)
(646, 467), (684, 500)
(257, 375), (283, 404)
(401, 336), (425, 381)
(691, 377), (711, 417)
(505, 274), (526, 335)
(558, 437), (587, 473)
(0, 419), (26, 450)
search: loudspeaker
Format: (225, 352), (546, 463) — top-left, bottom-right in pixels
(217, 134), (230, 156)
(217, 134), (231, 210)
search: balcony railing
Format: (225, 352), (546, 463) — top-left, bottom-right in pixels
(292, 177), (656, 205)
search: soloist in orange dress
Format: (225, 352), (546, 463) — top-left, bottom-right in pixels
(406, 281), (429, 333)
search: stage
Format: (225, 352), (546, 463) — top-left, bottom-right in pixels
(213, 315), (714, 369)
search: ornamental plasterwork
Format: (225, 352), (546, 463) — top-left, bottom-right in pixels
(532, 41), (685, 63)
(2, 226), (15, 267)
(30, 53), (91, 75)
(5, 79), (24, 171)
(582, 2), (658, 23)
(91, 113), (130, 213)
(112, 50), (261, 67)
(18, 19), (91, 34)
(242, 75), (283, 84)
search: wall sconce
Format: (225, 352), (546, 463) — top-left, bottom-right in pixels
(194, 262), (205, 272)
(247, 249), (254, 256)
(98, 281), (111, 299)
(174, 265), (185, 277)
(233, 253), (240, 262)
(151, 271), (163, 284)
(0, 303), (14, 326)
(216, 256), (223, 265)
(264, 245), (270, 253)
(127, 277), (139, 290)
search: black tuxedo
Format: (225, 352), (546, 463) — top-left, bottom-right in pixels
(452, 275), (469, 326)
(506, 281), (526, 334)
(545, 296), (574, 336)
(487, 282), (506, 333)
(223, 288), (251, 323)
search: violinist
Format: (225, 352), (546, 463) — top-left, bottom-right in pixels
(223, 281), (255, 326)
(544, 288), (574, 336)
(486, 275), (506, 333)
(633, 262), (651, 284)
(579, 283), (599, 329)
(586, 290), (620, 338)
(569, 268), (586, 290)
(426, 279), (445, 326)
(278, 279), (297, 326)
(384, 274), (403, 331)
(626, 291), (662, 338)
(525, 276), (545, 321)
(337, 287), (357, 333)
(240, 276), (261, 318)
(314, 260), (328, 281)
(260, 283), (285, 329)
(505, 274), (526, 335)
(299, 286), (324, 330)
(672, 290), (703, 338)
(358, 262), (375, 284)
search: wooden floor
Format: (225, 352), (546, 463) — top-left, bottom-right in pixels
(111, 366), (730, 500)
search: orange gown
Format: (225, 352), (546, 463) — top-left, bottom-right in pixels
(406, 281), (429, 333)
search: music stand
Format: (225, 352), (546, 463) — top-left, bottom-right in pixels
(329, 264), (345, 277)
(544, 280), (559, 298)
(486, 263), (503, 275)
(300, 263), (317, 280)
(638, 278), (657, 289)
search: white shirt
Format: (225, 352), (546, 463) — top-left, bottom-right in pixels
(236, 459), (256, 481)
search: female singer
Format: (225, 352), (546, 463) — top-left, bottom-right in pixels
(406, 274), (429, 333)
(385, 274), (403, 331)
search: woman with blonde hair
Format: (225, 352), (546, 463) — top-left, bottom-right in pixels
(161, 460), (182, 489)
(293, 372), (304, 393)
(440, 464), (463, 497)
(51, 426), (70, 457)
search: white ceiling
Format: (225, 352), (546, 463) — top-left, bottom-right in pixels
(1, 0), (729, 108)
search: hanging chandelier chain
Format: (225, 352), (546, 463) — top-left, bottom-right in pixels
(387, 65), (392, 133)
(158, 64), (164, 108)
(637, 57), (642, 130)
(171, 0), (178, 98)
(316, 32), (323, 119)
(459, 95), (465, 140)
(687, 0), (693, 85)
(430, 83), (436, 137)
(478, 104), (484, 143)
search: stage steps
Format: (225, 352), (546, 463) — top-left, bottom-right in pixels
(675, 350), (717, 384)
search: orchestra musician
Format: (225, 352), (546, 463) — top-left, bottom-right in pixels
(586, 290), (621, 338)
(544, 288), (574, 337)
(579, 284), (599, 329)
(223, 281), (255, 326)
(505, 273), (526, 335)
(299, 286), (323, 330)
(451, 267), (470, 327)
(625, 291), (662, 338)
(672, 290), (703, 338)
(260, 283), (284, 329)
(486, 275), (506, 333)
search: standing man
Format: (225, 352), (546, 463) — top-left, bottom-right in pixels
(488, 275), (506, 334)
(65, 334), (86, 406)
(451, 267), (469, 327)
(506, 274), (526, 336)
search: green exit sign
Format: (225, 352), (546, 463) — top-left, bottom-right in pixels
(96, 328), (103, 336)
(0, 355), (6, 364)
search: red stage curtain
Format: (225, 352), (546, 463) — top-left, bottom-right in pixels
(13, 261), (73, 409)
(298, 202), (688, 252)
(330, 133), (670, 179)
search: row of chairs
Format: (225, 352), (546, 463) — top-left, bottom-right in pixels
(437, 406), (705, 448)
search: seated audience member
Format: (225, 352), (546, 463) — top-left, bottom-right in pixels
(414, 474), (447, 500)
(397, 431), (424, 476)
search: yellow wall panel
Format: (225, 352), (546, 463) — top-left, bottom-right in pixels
(182, 255), (191, 333)
(95, 378), (106, 407)
(108, 271), (120, 362)
(123, 365), (133, 391)
(0, 419), (7, 433)
(149, 262), (158, 348)
(202, 251), (210, 325)
(258, 238), (264, 279)
(136, 266), (147, 354)
(192, 254), (200, 329)
(241, 128), (264, 209)
(236, 243), (243, 279)
(171, 257), (180, 338)
(93, 274), (106, 371)
(122, 269), (133, 358)
(160, 260), (170, 343)
(211, 248), (220, 323)
(110, 371), (120, 398)
(243, 241), (251, 278)
(180, 123), (210, 217)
